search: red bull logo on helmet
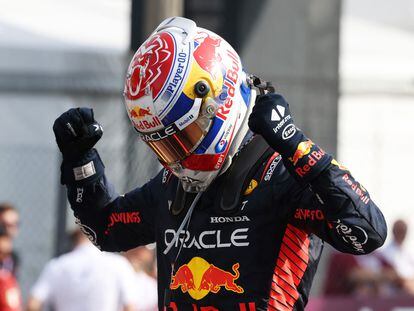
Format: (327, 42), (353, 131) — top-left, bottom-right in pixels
(129, 105), (163, 131)
(193, 32), (222, 79)
(170, 257), (244, 300)
(215, 49), (240, 121)
(125, 32), (175, 101)
(130, 106), (152, 119)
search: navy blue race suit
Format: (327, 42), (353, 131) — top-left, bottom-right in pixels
(62, 139), (387, 311)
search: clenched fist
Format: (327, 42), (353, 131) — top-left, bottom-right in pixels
(249, 93), (332, 182)
(53, 108), (103, 160)
(248, 93), (299, 156)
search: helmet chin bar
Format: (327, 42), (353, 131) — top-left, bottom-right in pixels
(177, 87), (258, 193)
(181, 174), (217, 193)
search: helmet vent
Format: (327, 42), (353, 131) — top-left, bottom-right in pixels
(194, 80), (210, 97)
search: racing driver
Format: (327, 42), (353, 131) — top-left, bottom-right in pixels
(52, 17), (387, 311)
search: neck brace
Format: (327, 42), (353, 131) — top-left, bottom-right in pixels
(217, 135), (273, 211)
(180, 88), (258, 193)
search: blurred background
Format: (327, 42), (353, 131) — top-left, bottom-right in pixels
(0, 0), (413, 310)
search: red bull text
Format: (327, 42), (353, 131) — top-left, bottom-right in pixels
(216, 49), (240, 121)
(129, 106), (163, 131)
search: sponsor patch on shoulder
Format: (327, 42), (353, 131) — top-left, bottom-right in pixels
(244, 179), (258, 195)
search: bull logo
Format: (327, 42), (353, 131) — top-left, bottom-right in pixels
(198, 263), (244, 294)
(193, 33), (222, 79)
(170, 265), (196, 293)
(129, 106), (152, 120)
(170, 257), (244, 300)
(289, 140), (314, 165)
(125, 32), (174, 100)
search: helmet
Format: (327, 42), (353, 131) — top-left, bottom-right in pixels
(124, 17), (256, 192)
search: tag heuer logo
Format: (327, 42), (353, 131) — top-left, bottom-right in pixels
(271, 105), (285, 121)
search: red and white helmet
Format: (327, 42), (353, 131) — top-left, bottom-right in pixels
(124, 17), (256, 192)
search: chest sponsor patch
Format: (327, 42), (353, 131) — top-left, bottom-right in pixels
(170, 257), (244, 300)
(164, 228), (249, 250)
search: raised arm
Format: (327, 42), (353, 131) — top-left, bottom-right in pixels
(53, 108), (157, 252)
(288, 160), (386, 254)
(249, 93), (387, 254)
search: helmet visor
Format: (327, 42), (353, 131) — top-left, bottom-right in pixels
(139, 99), (213, 164)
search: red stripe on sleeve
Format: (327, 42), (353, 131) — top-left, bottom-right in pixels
(269, 290), (292, 310)
(269, 224), (310, 310)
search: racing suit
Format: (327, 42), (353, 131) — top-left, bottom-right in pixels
(63, 136), (387, 311)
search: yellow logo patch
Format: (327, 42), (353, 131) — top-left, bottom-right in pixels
(244, 179), (258, 195)
(331, 159), (349, 171)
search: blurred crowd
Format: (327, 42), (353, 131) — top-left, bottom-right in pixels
(0, 200), (413, 310)
(324, 219), (414, 297)
(26, 230), (158, 311)
(0, 202), (21, 311)
(0, 202), (158, 311)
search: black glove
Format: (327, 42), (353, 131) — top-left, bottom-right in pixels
(249, 93), (332, 182)
(53, 108), (103, 160)
(248, 93), (302, 155)
(53, 108), (105, 185)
